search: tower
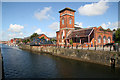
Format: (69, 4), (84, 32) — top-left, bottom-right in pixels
(59, 7), (75, 30)
(56, 7), (76, 46)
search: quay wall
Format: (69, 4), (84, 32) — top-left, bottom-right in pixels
(19, 45), (120, 68)
(0, 47), (3, 79)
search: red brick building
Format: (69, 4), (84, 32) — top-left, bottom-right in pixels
(38, 34), (50, 40)
(56, 7), (113, 47)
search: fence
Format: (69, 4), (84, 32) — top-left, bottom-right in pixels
(51, 44), (120, 52)
(20, 43), (120, 52)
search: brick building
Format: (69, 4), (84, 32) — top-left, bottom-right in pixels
(56, 7), (113, 47)
(38, 34), (50, 40)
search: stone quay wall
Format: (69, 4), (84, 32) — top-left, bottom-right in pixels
(19, 45), (120, 68)
(0, 47), (3, 79)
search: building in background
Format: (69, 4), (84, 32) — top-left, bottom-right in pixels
(38, 34), (50, 41)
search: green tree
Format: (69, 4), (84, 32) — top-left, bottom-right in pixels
(26, 39), (30, 42)
(50, 38), (56, 42)
(41, 37), (45, 39)
(22, 40), (27, 44)
(70, 39), (73, 45)
(115, 28), (120, 43)
(30, 33), (39, 39)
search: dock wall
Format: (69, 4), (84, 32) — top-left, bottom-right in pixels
(19, 45), (120, 68)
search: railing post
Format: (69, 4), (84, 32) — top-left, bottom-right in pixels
(82, 44), (83, 49)
(110, 45), (112, 51)
(76, 45), (78, 49)
(88, 45), (89, 50)
(103, 46), (104, 51)
(95, 45), (96, 50)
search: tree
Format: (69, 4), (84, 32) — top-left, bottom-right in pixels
(26, 39), (30, 42)
(113, 32), (116, 42)
(50, 38), (56, 44)
(30, 33), (39, 39)
(115, 28), (120, 43)
(41, 37), (45, 39)
(50, 38), (56, 42)
(22, 40), (27, 44)
(70, 39), (73, 45)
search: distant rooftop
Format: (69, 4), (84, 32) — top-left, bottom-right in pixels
(59, 7), (76, 13)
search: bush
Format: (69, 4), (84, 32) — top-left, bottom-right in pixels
(70, 39), (73, 45)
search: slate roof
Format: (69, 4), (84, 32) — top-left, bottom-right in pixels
(30, 38), (53, 46)
(67, 27), (93, 39)
(59, 7), (76, 13)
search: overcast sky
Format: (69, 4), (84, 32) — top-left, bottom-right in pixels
(1, 0), (119, 41)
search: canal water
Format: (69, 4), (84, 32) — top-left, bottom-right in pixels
(1, 44), (120, 78)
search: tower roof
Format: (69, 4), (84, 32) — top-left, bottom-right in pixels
(59, 7), (76, 13)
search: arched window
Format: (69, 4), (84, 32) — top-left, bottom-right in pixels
(69, 19), (72, 24)
(108, 37), (111, 43)
(98, 36), (101, 43)
(103, 36), (106, 43)
(62, 19), (64, 25)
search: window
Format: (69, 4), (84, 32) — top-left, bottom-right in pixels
(103, 36), (106, 43)
(98, 36), (101, 43)
(98, 39), (101, 43)
(69, 19), (72, 24)
(62, 19), (64, 25)
(108, 37), (111, 43)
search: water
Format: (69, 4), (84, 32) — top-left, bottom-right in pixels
(1, 44), (120, 78)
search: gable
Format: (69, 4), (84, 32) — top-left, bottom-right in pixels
(38, 34), (50, 40)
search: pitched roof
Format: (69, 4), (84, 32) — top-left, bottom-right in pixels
(74, 27), (82, 30)
(67, 27), (93, 39)
(59, 7), (76, 13)
(38, 34), (43, 36)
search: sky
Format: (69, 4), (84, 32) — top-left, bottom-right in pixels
(1, 0), (119, 41)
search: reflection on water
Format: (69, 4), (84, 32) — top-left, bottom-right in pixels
(1, 44), (120, 78)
